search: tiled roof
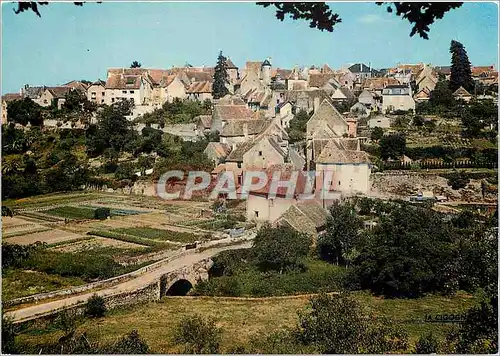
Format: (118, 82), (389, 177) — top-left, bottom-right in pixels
(2, 93), (23, 102)
(106, 73), (142, 89)
(63, 80), (89, 91)
(248, 163), (309, 197)
(362, 77), (399, 90)
(316, 141), (370, 164)
(225, 58), (238, 69)
(91, 79), (106, 86)
(322, 64), (334, 74)
(196, 115), (212, 129)
(184, 71), (213, 83)
(246, 61), (263, 74)
(47, 86), (73, 98)
(279, 201), (329, 236)
(226, 139), (257, 162)
(308, 99), (348, 135)
(292, 82), (307, 90)
(348, 63), (374, 73)
(204, 142), (231, 158)
(271, 68), (293, 79)
(434, 66), (451, 75)
(221, 119), (267, 137)
(186, 81), (212, 94)
(309, 73), (336, 88)
(23, 86), (44, 99)
(472, 65), (495, 76)
(218, 96), (246, 106)
(214, 104), (254, 121)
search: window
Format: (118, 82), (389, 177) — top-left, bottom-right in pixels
(102, 92), (105, 96)
(43, 99), (48, 104)
(254, 211), (259, 218)
(338, 181), (341, 186)
(237, 162), (242, 168)
(130, 90), (134, 94)
(101, 99), (104, 103)
(258, 151), (263, 156)
(122, 90), (127, 94)
(91, 92), (96, 96)
(269, 199), (274, 207)
(111, 98), (115, 103)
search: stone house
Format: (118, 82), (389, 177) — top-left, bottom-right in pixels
(308, 73), (340, 92)
(415, 65), (438, 92)
(367, 115), (391, 129)
(87, 79), (106, 104)
(159, 74), (189, 104)
(186, 81), (213, 102)
(414, 87), (431, 103)
(220, 119), (267, 148)
(275, 200), (329, 242)
(315, 140), (372, 196)
(20, 85), (44, 105)
(358, 89), (377, 107)
(105, 68), (153, 106)
(195, 115), (212, 135)
(348, 63), (377, 83)
(276, 101), (294, 128)
(63, 80), (89, 92)
(287, 67), (309, 91)
(211, 101), (254, 133)
(38, 86), (73, 108)
(381, 84), (415, 113)
(306, 99), (350, 164)
(242, 136), (286, 170)
(350, 102), (370, 118)
(330, 87), (355, 104)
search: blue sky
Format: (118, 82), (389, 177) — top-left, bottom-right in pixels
(1, 1), (498, 94)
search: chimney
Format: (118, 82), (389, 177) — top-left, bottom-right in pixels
(313, 97), (320, 112)
(243, 122), (249, 138)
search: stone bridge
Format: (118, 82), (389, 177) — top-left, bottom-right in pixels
(6, 240), (252, 324)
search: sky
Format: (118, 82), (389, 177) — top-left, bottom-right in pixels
(1, 1), (498, 94)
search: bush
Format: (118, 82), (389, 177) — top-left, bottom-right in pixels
(85, 294), (107, 318)
(447, 170), (470, 190)
(416, 332), (439, 354)
(108, 330), (149, 354)
(173, 314), (222, 353)
(94, 207), (111, 220)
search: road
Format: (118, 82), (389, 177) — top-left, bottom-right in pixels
(6, 241), (252, 323)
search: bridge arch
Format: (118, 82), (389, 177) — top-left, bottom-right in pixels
(165, 279), (194, 296)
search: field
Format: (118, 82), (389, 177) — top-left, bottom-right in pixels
(17, 291), (478, 353)
(2, 191), (236, 303)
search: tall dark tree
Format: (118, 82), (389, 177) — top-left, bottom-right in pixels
(130, 61), (142, 68)
(212, 51), (229, 100)
(449, 40), (474, 92)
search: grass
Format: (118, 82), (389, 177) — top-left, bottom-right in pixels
(2, 269), (85, 302)
(114, 227), (201, 244)
(16, 291), (478, 353)
(43, 206), (96, 220)
(5, 192), (99, 210)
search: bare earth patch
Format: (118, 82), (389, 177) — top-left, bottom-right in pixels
(51, 236), (146, 253)
(5, 229), (84, 245)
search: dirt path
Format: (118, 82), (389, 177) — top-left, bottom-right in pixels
(6, 241), (252, 323)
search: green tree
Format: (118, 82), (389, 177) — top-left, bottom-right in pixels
(173, 314), (222, 354)
(130, 61), (142, 68)
(296, 293), (408, 353)
(416, 332), (439, 354)
(252, 225), (310, 273)
(212, 51), (229, 99)
(7, 98), (43, 126)
(84, 294), (107, 318)
(429, 79), (455, 109)
(449, 40), (474, 92)
(370, 126), (384, 142)
(287, 109), (310, 143)
(317, 202), (362, 265)
(379, 133), (406, 160)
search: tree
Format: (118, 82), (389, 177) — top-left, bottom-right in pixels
(130, 61), (142, 68)
(212, 51), (229, 99)
(449, 40), (474, 92)
(379, 133), (406, 160)
(252, 225), (310, 273)
(287, 109), (310, 143)
(84, 294), (107, 318)
(173, 314), (222, 354)
(296, 293), (408, 354)
(412, 115), (424, 126)
(7, 98), (43, 126)
(416, 332), (439, 354)
(370, 127), (384, 142)
(317, 202), (362, 265)
(14, 2), (463, 40)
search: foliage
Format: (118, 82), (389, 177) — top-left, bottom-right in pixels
(379, 133), (406, 160)
(446, 170), (470, 190)
(7, 98), (43, 126)
(94, 207), (110, 220)
(212, 51), (229, 99)
(317, 202), (362, 265)
(449, 40), (474, 92)
(416, 332), (439, 354)
(370, 126), (384, 142)
(2, 243), (44, 269)
(296, 293), (408, 353)
(107, 330), (149, 354)
(173, 314), (222, 353)
(54, 309), (81, 337)
(137, 98), (210, 125)
(85, 294), (107, 318)
(252, 225), (310, 273)
(286, 109), (310, 143)
(2, 206), (14, 217)
(356, 197), (374, 216)
(130, 61), (142, 68)
(2, 317), (18, 354)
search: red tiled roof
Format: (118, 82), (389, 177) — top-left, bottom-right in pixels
(309, 73), (336, 88)
(215, 105), (254, 121)
(186, 81), (212, 94)
(2, 93), (23, 102)
(47, 86), (73, 98)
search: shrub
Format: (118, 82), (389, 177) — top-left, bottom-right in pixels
(416, 332), (439, 354)
(94, 207), (110, 220)
(446, 170), (470, 190)
(173, 314), (222, 353)
(108, 330), (149, 354)
(85, 294), (107, 318)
